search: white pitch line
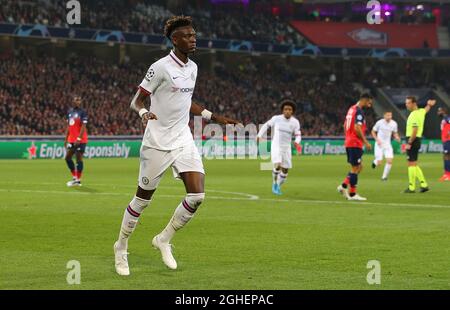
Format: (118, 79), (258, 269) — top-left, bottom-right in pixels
(0, 188), (248, 201)
(0, 188), (449, 209)
(0, 181), (259, 200)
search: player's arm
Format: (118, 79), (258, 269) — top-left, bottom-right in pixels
(446, 122), (450, 140)
(355, 124), (371, 150)
(293, 122), (302, 154)
(354, 109), (371, 150)
(64, 127), (70, 148)
(190, 101), (240, 125)
(393, 131), (401, 142)
(371, 129), (381, 146)
(74, 123), (87, 145)
(130, 88), (157, 124)
(133, 63), (163, 124)
(256, 118), (273, 143)
(424, 99), (436, 113)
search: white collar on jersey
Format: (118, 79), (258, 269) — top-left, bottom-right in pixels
(169, 50), (190, 68)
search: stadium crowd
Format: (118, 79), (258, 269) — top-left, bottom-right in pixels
(0, 50), (381, 137)
(0, 50), (144, 136)
(0, 0), (303, 45)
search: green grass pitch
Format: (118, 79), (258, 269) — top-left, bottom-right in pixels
(0, 154), (449, 290)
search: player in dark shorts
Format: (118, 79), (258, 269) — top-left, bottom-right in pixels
(337, 94), (373, 201)
(403, 97), (436, 193)
(438, 106), (450, 181)
(64, 95), (88, 187)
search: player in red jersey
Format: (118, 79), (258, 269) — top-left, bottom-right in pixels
(64, 95), (88, 187)
(337, 93), (373, 201)
(438, 106), (450, 181)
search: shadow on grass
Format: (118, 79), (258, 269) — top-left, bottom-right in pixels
(72, 186), (100, 193)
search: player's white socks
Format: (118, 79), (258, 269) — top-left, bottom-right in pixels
(159, 193), (205, 244)
(382, 164), (392, 179)
(272, 169), (280, 184)
(117, 196), (151, 251)
(277, 172), (288, 186)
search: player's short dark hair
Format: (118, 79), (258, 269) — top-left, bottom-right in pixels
(406, 96), (417, 103)
(280, 98), (296, 113)
(164, 16), (193, 40)
(360, 93), (373, 100)
(439, 106), (448, 113)
(384, 111), (392, 114)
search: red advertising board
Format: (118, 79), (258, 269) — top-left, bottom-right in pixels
(290, 21), (438, 48)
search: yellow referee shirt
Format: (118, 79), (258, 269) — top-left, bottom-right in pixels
(406, 108), (426, 138)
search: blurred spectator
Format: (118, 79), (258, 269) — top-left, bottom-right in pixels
(0, 0), (303, 45)
(0, 51), (380, 137)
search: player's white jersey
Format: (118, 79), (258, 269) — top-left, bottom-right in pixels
(139, 51), (197, 150)
(258, 114), (301, 148)
(372, 119), (398, 146)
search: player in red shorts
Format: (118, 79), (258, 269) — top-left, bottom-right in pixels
(64, 95), (88, 187)
(438, 106), (450, 181)
(337, 93), (373, 201)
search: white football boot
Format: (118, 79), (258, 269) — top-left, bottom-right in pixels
(152, 235), (177, 270)
(337, 185), (350, 199)
(66, 179), (81, 187)
(114, 242), (130, 276)
(347, 194), (367, 201)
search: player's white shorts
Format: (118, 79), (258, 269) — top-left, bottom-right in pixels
(374, 143), (394, 161)
(138, 141), (204, 190)
(271, 146), (292, 169)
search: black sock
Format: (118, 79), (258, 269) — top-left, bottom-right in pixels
(66, 158), (75, 172)
(76, 161), (83, 174)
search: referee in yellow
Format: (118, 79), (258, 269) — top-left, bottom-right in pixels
(404, 96), (436, 193)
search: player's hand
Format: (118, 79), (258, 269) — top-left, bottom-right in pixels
(376, 139), (382, 146)
(427, 99), (436, 107)
(141, 112), (157, 126)
(212, 115), (241, 126)
(294, 143), (302, 155)
(365, 142), (372, 151)
(405, 144), (412, 150)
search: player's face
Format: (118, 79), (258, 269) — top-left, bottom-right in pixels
(73, 96), (81, 108)
(384, 112), (392, 122)
(362, 98), (373, 108)
(282, 106), (294, 118)
(173, 26), (196, 54)
(405, 99), (415, 111)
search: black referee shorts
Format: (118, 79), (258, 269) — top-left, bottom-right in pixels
(406, 138), (421, 162)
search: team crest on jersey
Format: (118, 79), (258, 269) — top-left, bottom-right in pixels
(357, 115), (363, 121)
(69, 119), (75, 126)
(191, 72), (196, 81)
(145, 68), (155, 81)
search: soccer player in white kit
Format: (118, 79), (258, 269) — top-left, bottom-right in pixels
(371, 111), (400, 180)
(257, 99), (301, 195)
(113, 16), (239, 276)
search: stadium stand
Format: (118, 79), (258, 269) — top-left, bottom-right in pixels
(0, 48), (383, 137)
